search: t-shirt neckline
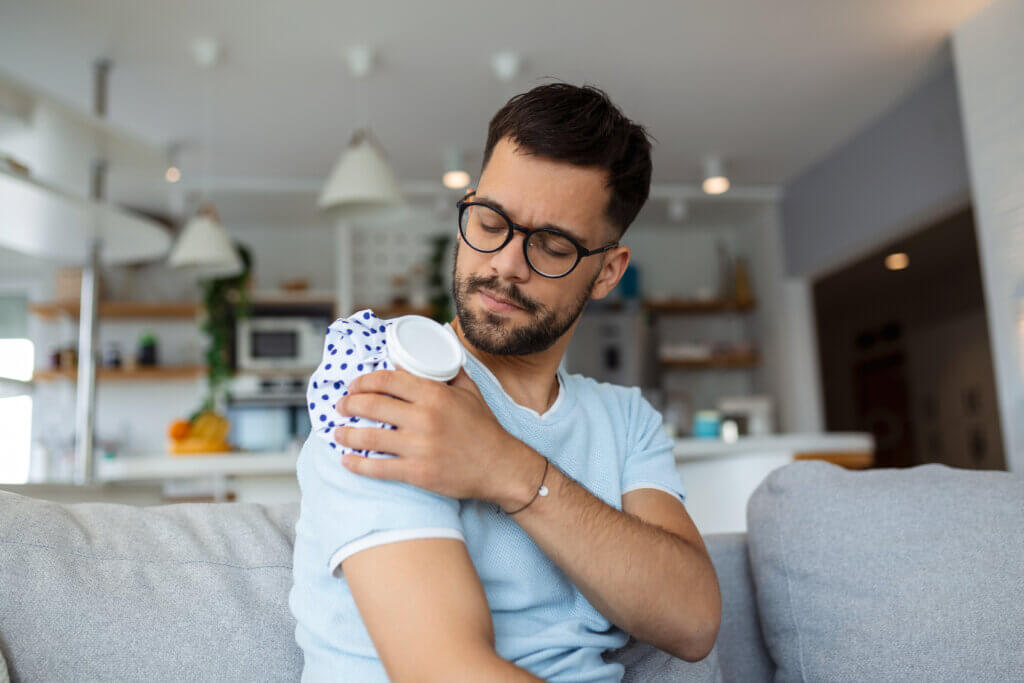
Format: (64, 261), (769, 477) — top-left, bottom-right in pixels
(443, 322), (570, 422)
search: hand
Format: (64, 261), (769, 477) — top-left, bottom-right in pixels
(333, 367), (539, 508)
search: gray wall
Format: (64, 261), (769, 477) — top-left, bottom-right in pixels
(781, 60), (972, 279)
(953, 0), (1024, 474)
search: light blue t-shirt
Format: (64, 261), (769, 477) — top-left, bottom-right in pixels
(289, 322), (687, 682)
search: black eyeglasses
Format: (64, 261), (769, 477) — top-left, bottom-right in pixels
(456, 191), (619, 278)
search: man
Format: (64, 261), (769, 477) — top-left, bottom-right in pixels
(289, 83), (721, 681)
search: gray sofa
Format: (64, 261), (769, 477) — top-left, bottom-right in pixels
(1, 460), (1021, 681)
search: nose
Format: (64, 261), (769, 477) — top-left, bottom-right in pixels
(487, 229), (532, 282)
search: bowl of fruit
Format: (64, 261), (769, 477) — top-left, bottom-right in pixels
(167, 412), (232, 455)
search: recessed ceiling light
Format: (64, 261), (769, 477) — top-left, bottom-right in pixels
(165, 166), (181, 183)
(885, 252), (909, 270)
(191, 38), (223, 69)
(346, 45), (374, 79)
(702, 155), (730, 195)
(442, 170), (471, 189)
(491, 52), (522, 82)
(442, 148), (471, 189)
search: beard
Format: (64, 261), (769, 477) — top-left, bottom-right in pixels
(450, 240), (599, 355)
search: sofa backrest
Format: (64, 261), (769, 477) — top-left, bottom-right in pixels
(0, 489), (748, 680)
(746, 460), (1024, 682)
(0, 491), (303, 681)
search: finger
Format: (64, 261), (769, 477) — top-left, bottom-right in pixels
(340, 447), (408, 482)
(348, 368), (431, 403)
(336, 391), (415, 428)
(335, 423), (404, 457)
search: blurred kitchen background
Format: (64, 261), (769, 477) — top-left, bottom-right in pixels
(1, 0), (1020, 533)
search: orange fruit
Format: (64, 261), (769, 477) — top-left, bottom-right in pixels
(168, 419), (191, 441)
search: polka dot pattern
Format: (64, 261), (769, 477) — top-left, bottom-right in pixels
(307, 308), (399, 459)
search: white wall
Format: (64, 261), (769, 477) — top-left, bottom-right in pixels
(781, 61), (971, 280)
(626, 203), (824, 432)
(952, 0), (1024, 473)
(222, 221), (336, 293)
(737, 203), (824, 433)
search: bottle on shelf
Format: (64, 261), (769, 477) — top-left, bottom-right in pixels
(734, 257), (754, 306)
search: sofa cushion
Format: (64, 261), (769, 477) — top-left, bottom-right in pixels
(747, 461), (1024, 682)
(704, 533), (774, 682)
(0, 490), (304, 681)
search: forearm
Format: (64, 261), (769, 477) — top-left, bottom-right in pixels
(498, 444), (719, 660)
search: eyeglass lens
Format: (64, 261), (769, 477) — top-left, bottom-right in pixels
(460, 204), (578, 277)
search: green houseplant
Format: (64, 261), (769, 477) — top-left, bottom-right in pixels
(427, 233), (453, 324)
(190, 241), (253, 421)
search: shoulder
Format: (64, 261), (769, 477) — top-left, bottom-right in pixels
(561, 368), (663, 444)
(560, 370), (649, 428)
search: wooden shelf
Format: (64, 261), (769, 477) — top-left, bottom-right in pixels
(33, 365), (205, 381)
(660, 351), (759, 369)
(644, 298), (755, 314)
(30, 300), (200, 320)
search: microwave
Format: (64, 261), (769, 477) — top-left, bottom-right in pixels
(236, 317), (323, 371)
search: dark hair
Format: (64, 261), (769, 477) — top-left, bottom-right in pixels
(482, 82), (653, 239)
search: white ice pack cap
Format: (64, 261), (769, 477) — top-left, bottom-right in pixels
(384, 315), (465, 382)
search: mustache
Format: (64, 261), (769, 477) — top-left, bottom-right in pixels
(466, 276), (539, 313)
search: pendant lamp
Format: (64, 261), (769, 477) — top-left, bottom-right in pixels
(318, 127), (404, 213)
(167, 39), (242, 279)
(168, 203), (243, 278)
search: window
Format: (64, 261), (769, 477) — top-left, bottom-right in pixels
(0, 294), (33, 483)
(0, 337), (33, 381)
(0, 395), (32, 483)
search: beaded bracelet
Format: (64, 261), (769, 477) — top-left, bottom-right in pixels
(505, 456), (550, 515)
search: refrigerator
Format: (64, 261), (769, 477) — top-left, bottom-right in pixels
(564, 305), (658, 388)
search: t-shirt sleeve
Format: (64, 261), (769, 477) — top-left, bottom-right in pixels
(296, 432), (466, 578)
(620, 387), (687, 504)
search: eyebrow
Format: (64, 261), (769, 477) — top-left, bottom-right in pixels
(473, 194), (592, 247)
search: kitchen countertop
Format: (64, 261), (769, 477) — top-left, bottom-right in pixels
(5, 432), (874, 489)
(673, 432), (874, 461)
(95, 451), (300, 482)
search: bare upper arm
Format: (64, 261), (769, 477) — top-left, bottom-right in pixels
(621, 488), (708, 555)
(341, 537), (497, 682)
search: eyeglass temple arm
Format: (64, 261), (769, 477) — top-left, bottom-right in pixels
(585, 242), (620, 256)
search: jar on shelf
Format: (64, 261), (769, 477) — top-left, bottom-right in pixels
(102, 341), (122, 369)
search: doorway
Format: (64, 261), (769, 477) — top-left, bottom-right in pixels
(813, 207), (1005, 470)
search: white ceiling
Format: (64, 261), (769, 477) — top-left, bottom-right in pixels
(0, 0), (991, 211)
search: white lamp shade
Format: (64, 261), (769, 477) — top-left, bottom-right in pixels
(168, 208), (243, 278)
(318, 128), (404, 212)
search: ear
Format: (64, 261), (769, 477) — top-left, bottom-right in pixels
(589, 246), (631, 300)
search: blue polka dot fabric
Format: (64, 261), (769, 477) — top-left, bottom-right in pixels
(307, 308), (399, 459)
